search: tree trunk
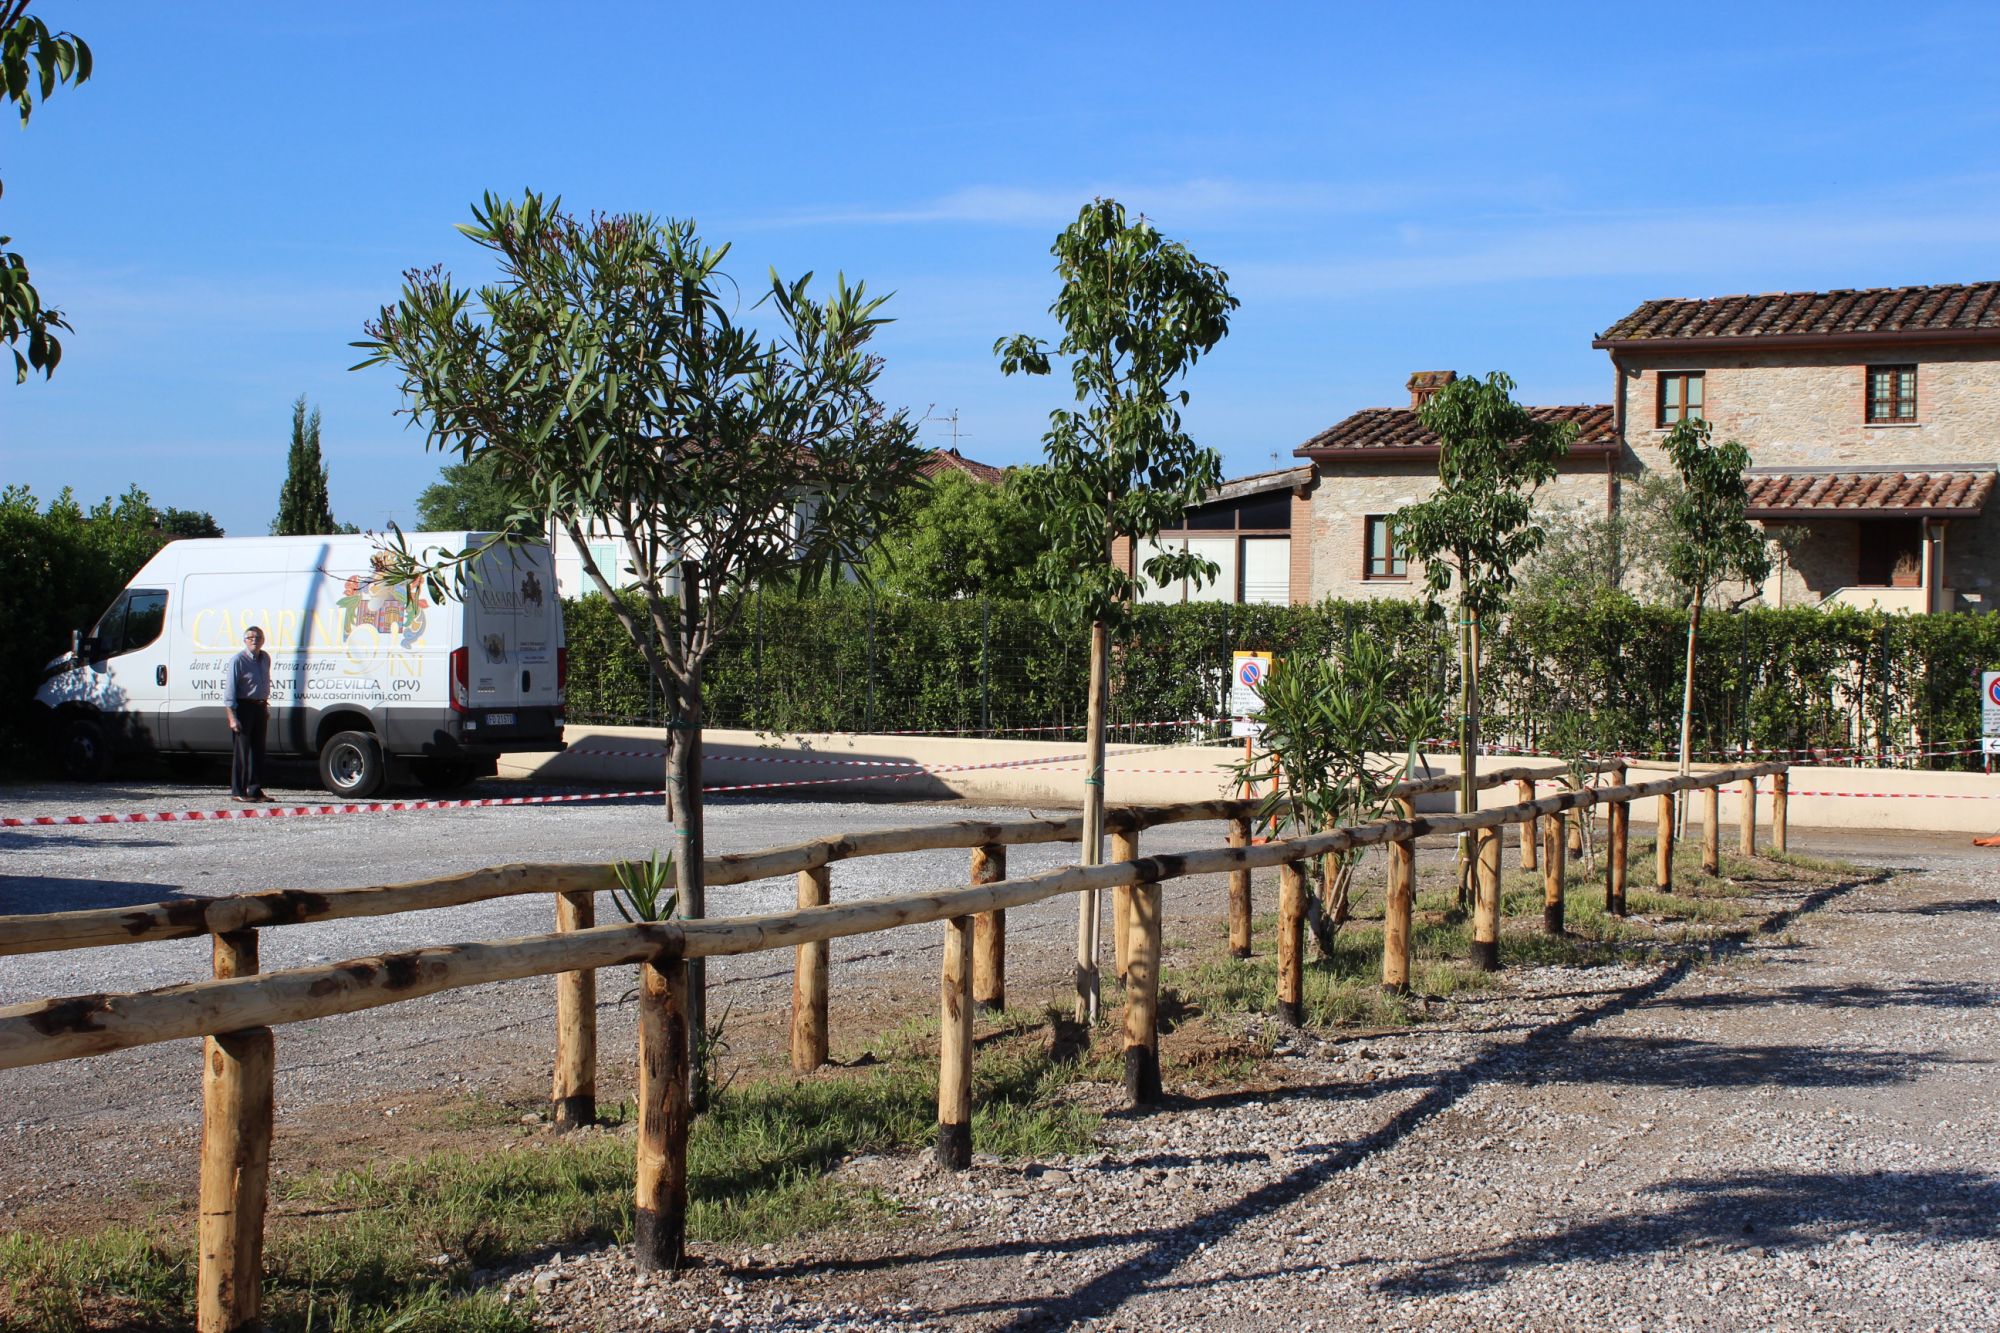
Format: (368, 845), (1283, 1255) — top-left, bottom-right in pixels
(1075, 619), (1109, 1025)
(1676, 595), (1702, 835)
(1455, 600), (1481, 908)
(669, 561), (709, 1111)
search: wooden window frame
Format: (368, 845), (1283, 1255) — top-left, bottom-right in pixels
(1656, 371), (1705, 428)
(1865, 364), (1917, 424)
(1363, 515), (1408, 581)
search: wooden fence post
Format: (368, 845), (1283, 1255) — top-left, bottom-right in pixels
(1123, 879), (1163, 1106)
(1773, 770), (1789, 854)
(635, 953), (691, 1272)
(1656, 793), (1676, 892)
(1472, 826), (1502, 972)
(1702, 783), (1721, 876)
(1111, 828), (1139, 983)
(791, 867), (831, 1072)
(938, 915), (974, 1168)
(1543, 807), (1566, 935)
(972, 845), (1006, 1013)
(552, 890), (597, 1129)
(1383, 822), (1415, 995)
(1227, 817), (1252, 958)
(197, 928), (274, 1333)
(1277, 860), (1305, 1025)
(1739, 777), (1757, 858)
(1517, 779), (1538, 870)
(1608, 795), (1629, 917)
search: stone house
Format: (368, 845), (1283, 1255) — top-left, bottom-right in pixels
(1288, 282), (2000, 612)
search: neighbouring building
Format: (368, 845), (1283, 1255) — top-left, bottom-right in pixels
(1111, 465), (1313, 606)
(1288, 282), (2000, 613)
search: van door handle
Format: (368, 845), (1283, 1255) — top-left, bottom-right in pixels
(156, 665), (167, 686)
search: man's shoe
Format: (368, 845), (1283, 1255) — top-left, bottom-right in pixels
(253, 791), (275, 802)
(230, 794), (254, 803)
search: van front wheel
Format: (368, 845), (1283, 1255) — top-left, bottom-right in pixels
(319, 730), (387, 799)
(56, 718), (111, 782)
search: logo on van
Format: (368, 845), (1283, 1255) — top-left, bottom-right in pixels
(483, 633), (506, 663)
(521, 571), (544, 608)
(337, 553), (429, 649)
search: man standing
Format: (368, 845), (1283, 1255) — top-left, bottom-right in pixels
(224, 626), (272, 802)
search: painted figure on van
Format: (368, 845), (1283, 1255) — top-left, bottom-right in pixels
(224, 626), (272, 802)
(337, 552), (428, 648)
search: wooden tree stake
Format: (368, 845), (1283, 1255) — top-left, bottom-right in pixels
(1383, 829), (1415, 995)
(197, 929), (274, 1333)
(1543, 807), (1566, 935)
(1772, 770), (1789, 854)
(1472, 826), (1502, 971)
(552, 889), (597, 1129)
(1517, 779), (1538, 870)
(1227, 817), (1252, 958)
(971, 844), (1007, 1013)
(938, 915), (974, 1168)
(791, 866), (831, 1072)
(1607, 797), (1629, 917)
(1656, 793), (1676, 892)
(1702, 783), (1721, 876)
(1739, 777), (1757, 857)
(1277, 861), (1305, 1025)
(1123, 880), (1163, 1106)
(635, 954), (691, 1272)
(1111, 828), (1139, 983)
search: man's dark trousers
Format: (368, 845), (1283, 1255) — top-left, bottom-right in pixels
(231, 701), (268, 798)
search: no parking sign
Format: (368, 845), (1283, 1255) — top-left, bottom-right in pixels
(1230, 651), (1273, 738)
(1983, 672), (2000, 755)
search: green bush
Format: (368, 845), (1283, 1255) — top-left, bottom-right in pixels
(562, 586), (2000, 768)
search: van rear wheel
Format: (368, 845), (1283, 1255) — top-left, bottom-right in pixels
(319, 730), (386, 799)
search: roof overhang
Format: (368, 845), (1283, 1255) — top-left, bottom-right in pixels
(1205, 465), (1314, 503)
(1594, 327), (2000, 354)
(1743, 467), (1998, 520)
(1299, 441), (1621, 463)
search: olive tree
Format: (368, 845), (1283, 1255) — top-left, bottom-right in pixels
(1661, 417), (1771, 784)
(996, 198), (1236, 1022)
(355, 189), (923, 1105)
(1391, 373), (1574, 932)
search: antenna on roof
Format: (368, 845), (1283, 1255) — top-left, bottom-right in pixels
(920, 408), (968, 451)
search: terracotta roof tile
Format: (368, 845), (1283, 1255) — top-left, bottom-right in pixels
(1295, 404), (1615, 456)
(1598, 283), (2000, 344)
(1743, 469), (1996, 517)
(917, 448), (1007, 485)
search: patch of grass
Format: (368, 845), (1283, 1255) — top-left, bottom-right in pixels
(1, 1013), (1106, 1333)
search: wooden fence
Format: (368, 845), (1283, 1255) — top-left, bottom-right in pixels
(0, 759), (1787, 1331)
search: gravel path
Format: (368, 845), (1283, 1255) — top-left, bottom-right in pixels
(521, 836), (2000, 1331)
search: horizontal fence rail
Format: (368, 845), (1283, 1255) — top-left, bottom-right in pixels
(0, 760), (1624, 958)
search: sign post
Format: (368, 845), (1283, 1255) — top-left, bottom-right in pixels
(1230, 651), (1273, 739)
(1982, 671), (2000, 772)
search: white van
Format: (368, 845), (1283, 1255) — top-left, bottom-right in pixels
(31, 533), (566, 797)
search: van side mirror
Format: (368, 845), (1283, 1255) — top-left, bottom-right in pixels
(71, 629), (82, 659)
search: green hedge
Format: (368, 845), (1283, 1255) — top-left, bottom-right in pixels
(563, 587), (2000, 767)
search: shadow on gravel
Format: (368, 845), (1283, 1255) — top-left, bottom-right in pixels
(1659, 979), (2000, 1011)
(1372, 1168), (2000, 1296)
(1860, 896), (2000, 917)
(1502, 1034), (1969, 1090)
(0, 873), (196, 914)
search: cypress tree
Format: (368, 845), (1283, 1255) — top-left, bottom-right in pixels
(272, 395), (337, 534)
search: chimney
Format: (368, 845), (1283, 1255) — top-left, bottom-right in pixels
(1407, 370), (1457, 410)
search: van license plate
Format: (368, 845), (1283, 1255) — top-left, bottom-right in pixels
(485, 712), (515, 726)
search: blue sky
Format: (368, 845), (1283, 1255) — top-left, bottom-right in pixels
(5, 1), (2000, 537)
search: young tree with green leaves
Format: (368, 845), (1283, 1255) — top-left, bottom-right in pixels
(355, 192), (923, 1177)
(272, 396), (338, 535)
(414, 450), (523, 532)
(1660, 417), (1772, 785)
(996, 198), (1236, 1024)
(1234, 637), (1443, 956)
(1391, 373), (1574, 951)
(865, 467), (1039, 600)
(2, 3), (91, 382)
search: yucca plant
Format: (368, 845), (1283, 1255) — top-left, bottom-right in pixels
(1233, 636), (1445, 952)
